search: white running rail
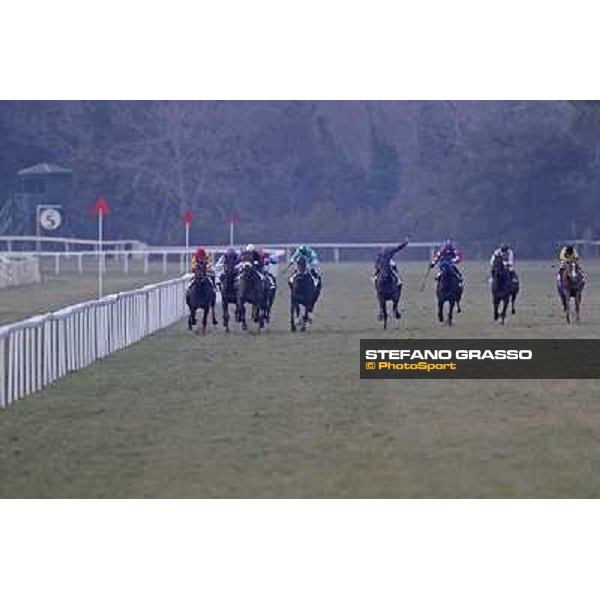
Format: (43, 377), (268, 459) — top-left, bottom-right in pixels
(0, 274), (192, 408)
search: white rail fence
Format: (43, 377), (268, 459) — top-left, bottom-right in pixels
(0, 274), (192, 408)
(2, 242), (440, 277)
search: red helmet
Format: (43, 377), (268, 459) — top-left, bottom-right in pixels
(194, 247), (207, 258)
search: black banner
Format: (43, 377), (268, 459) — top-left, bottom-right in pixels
(360, 339), (600, 379)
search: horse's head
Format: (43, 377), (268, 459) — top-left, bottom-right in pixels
(563, 260), (583, 290)
(195, 260), (207, 278)
(296, 256), (308, 273)
(492, 253), (507, 277)
(223, 254), (237, 272)
(439, 261), (452, 277)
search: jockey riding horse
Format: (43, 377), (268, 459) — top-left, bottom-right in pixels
(374, 240), (408, 328)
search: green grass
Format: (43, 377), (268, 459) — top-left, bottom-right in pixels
(1, 261), (600, 498)
(0, 257), (187, 324)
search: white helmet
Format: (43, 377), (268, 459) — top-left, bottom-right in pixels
(245, 244), (255, 252)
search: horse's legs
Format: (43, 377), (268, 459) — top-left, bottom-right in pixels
(393, 301), (401, 320)
(290, 299), (297, 332)
(211, 300), (218, 326)
(575, 291), (581, 324)
(222, 300), (230, 332)
(379, 295), (387, 328)
(511, 292), (517, 314)
(201, 307), (209, 334)
(438, 299), (444, 323)
(493, 297), (499, 322)
(560, 293), (570, 324)
(239, 302), (247, 330)
(501, 297), (508, 325)
(448, 301), (454, 326)
(301, 305), (309, 331)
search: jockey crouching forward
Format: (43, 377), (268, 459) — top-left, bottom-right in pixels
(490, 243), (518, 283)
(190, 246), (216, 290)
(374, 240), (409, 289)
(261, 249), (277, 288)
(215, 247), (240, 286)
(289, 244), (321, 286)
(558, 244), (586, 281)
(240, 244), (266, 280)
(430, 238), (463, 284)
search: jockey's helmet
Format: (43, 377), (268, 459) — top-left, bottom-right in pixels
(195, 246), (207, 258)
(245, 244), (255, 252)
(500, 243), (509, 252)
(566, 245), (574, 254)
(444, 238), (454, 248)
(225, 247), (237, 257)
(298, 244), (308, 254)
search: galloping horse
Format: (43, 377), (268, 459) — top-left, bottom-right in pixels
(237, 260), (267, 331)
(219, 254), (240, 333)
(289, 256), (320, 332)
(558, 261), (585, 324)
(186, 264), (218, 333)
(491, 253), (519, 324)
(436, 262), (462, 326)
(374, 258), (402, 329)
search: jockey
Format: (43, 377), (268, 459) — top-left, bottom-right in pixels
(240, 244), (266, 279)
(191, 246), (212, 272)
(558, 245), (585, 280)
(191, 246), (216, 289)
(490, 243), (516, 275)
(261, 249), (277, 288)
(262, 249), (277, 269)
(374, 240), (409, 287)
(430, 238), (463, 282)
(559, 244), (579, 266)
(289, 244), (321, 284)
(215, 247), (239, 275)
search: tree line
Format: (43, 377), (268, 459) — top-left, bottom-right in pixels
(0, 100), (599, 256)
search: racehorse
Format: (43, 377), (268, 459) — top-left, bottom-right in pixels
(263, 269), (277, 323)
(219, 254), (240, 333)
(237, 260), (267, 331)
(558, 261), (585, 324)
(289, 256), (320, 332)
(374, 258), (402, 329)
(490, 253), (519, 324)
(436, 262), (463, 326)
(186, 265), (218, 333)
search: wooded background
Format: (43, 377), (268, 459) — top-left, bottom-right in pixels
(1, 100), (599, 255)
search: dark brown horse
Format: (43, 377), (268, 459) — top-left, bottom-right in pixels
(491, 254), (519, 324)
(218, 254), (240, 333)
(374, 259), (402, 329)
(557, 261), (585, 324)
(289, 256), (320, 332)
(186, 264), (218, 334)
(436, 262), (463, 326)
(237, 260), (267, 331)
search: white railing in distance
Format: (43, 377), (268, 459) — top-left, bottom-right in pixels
(0, 274), (192, 408)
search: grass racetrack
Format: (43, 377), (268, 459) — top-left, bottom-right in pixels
(1, 260), (600, 498)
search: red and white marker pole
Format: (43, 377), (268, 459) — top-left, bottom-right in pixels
(93, 197), (110, 298)
(225, 212), (239, 247)
(182, 210), (193, 253)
